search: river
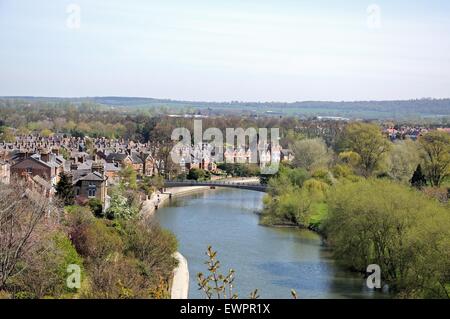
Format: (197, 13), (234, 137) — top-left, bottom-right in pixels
(156, 188), (386, 299)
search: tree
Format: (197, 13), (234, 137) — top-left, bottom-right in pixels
(40, 128), (53, 138)
(291, 138), (331, 171)
(0, 127), (15, 143)
(339, 123), (391, 177)
(55, 173), (75, 206)
(410, 164), (427, 189)
(106, 190), (138, 220)
(386, 140), (421, 183)
(119, 165), (138, 190)
(419, 131), (450, 187)
(0, 182), (60, 290)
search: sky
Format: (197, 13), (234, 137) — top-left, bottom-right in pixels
(0, 0), (449, 102)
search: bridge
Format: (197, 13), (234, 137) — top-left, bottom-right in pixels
(163, 179), (268, 192)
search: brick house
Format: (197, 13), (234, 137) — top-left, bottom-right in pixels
(10, 155), (60, 185)
(71, 162), (108, 206)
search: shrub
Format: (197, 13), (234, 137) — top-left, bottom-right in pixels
(88, 198), (103, 218)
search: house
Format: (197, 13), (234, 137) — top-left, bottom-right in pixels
(10, 150), (65, 186)
(130, 151), (157, 176)
(71, 162), (108, 207)
(106, 153), (132, 166)
(11, 155), (58, 185)
(0, 160), (10, 184)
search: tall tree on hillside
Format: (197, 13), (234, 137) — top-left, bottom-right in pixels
(410, 164), (427, 189)
(55, 173), (75, 206)
(419, 131), (450, 187)
(339, 123), (391, 177)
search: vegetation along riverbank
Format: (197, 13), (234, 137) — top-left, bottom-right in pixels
(260, 123), (450, 298)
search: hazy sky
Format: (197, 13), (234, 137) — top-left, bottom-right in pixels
(1, 0), (449, 101)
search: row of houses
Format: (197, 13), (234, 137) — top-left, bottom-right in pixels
(0, 135), (292, 206)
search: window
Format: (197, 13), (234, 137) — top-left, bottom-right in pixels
(88, 184), (97, 197)
(26, 167), (32, 174)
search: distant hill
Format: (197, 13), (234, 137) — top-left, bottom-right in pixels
(2, 96), (449, 120)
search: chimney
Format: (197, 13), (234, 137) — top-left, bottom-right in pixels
(40, 149), (50, 162)
(91, 162), (104, 177)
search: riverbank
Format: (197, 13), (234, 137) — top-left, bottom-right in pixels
(171, 252), (190, 299)
(141, 185), (212, 219)
(140, 186), (211, 299)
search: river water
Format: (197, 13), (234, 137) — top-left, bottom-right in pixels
(156, 188), (385, 299)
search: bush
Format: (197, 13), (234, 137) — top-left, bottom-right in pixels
(106, 190), (139, 220)
(88, 198), (103, 218)
(217, 163), (260, 177)
(12, 232), (83, 299)
(187, 168), (211, 181)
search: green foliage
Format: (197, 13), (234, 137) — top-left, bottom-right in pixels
(217, 163), (260, 177)
(323, 179), (450, 298)
(12, 232), (83, 299)
(0, 126), (15, 143)
(291, 138), (331, 171)
(88, 198), (103, 218)
(121, 221), (178, 286)
(261, 189), (312, 226)
(139, 175), (164, 196)
(65, 204), (178, 299)
(187, 168), (211, 181)
(106, 190), (139, 220)
(339, 123), (391, 176)
(410, 164), (427, 189)
(119, 165), (138, 190)
(419, 131), (450, 187)
(386, 140), (421, 183)
(55, 173), (75, 206)
(40, 128), (53, 137)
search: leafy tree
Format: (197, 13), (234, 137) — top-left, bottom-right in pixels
(410, 164), (427, 189)
(40, 128), (53, 137)
(386, 140), (421, 183)
(106, 189), (138, 220)
(419, 131), (450, 187)
(291, 138), (331, 171)
(0, 127), (15, 143)
(339, 123), (391, 177)
(55, 173), (75, 206)
(119, 165), (138, 190)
